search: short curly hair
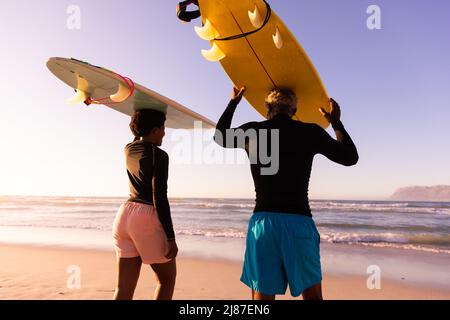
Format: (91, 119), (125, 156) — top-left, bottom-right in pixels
(129, 109), (166, 138)
(265, 87), (298, 118)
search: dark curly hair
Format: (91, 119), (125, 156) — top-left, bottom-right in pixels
(129, 109), (166, 141)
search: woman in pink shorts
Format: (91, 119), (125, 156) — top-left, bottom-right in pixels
(112, 109), (178, 300)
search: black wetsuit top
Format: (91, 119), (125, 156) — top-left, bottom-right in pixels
(214, 101), (359, 217)
(125, 140), (175, 240)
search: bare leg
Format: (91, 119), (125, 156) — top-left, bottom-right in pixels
(113, 256), (142, 300)
(150, 258), (177, 300)
(252, 290), (276, 301)
(302, 282), (323, 300)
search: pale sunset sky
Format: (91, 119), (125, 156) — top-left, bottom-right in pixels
(0, 0), (449, 200)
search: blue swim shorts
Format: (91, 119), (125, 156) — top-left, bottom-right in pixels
(240, 211), (322, 297)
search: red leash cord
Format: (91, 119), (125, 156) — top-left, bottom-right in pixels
(84, 72), (135, 106)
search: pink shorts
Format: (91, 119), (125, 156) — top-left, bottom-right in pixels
(112, 201), (170, 265)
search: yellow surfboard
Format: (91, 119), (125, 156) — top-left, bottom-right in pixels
(195, 0), (330, 128)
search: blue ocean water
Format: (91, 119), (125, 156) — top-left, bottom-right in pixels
(0, 195), (449, 255)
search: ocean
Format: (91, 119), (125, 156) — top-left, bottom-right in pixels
(0, 195), (449, 256)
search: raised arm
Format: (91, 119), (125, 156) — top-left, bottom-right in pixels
(315, 98), (359, 166)
(214, 87), (257, 149)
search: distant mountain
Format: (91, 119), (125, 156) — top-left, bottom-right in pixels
(390, 185), (450, 201)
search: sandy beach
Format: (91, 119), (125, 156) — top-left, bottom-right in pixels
(0, 243), (449, 300)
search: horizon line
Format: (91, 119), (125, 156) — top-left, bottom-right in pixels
(0, 193), (394, 202)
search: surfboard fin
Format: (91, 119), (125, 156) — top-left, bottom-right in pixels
(68, 89), (89, 105)
(110, 82), (132, 103)
(273, 27), (283, 49)
(194, 19), (219, 40)
(201, 42), (226, 62)
(248, 6), (263, 29)
(68, 75), (91, 104)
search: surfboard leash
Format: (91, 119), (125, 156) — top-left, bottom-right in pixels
(83, 73), (135, 106)
(177, 0), (201, 23)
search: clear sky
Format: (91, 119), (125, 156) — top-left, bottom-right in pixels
(0, 0), (449, 200)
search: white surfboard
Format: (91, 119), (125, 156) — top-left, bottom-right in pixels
(47, 57), (215, 129)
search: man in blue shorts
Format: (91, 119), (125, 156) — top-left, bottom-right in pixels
(214, 87), (359, 300)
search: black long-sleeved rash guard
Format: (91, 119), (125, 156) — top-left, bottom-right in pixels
(125, 141), (175, 240)
(214, 100), (359, 217)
